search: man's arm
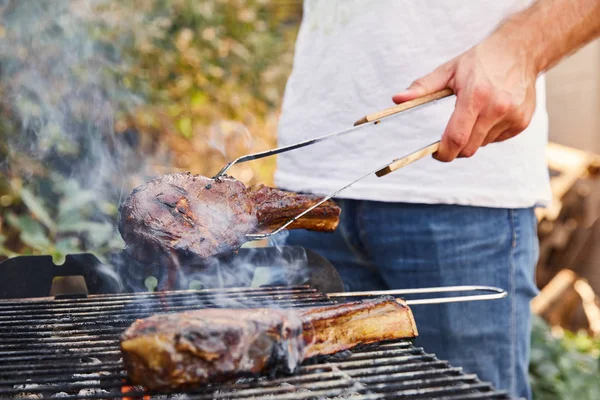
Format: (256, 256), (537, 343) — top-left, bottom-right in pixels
(392, 0), (600, 162)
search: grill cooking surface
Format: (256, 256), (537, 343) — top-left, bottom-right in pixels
(0, 286), (512, 399)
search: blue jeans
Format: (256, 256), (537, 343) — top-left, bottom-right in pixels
(285, 200), (539, 399)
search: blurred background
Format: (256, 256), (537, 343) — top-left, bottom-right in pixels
(0, 1), (598, 398)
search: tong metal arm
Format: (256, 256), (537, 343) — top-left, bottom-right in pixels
(213, 123), (368, 178)
(214, 89), (454, 179)
(328, 285), (507, 306)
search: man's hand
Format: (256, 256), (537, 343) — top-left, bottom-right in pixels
(392, 0), (600, 163)
(392, 36), (537, 162)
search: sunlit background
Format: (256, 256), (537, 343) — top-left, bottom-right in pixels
(0, 1), (599, 398)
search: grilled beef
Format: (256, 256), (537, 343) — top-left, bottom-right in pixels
(118, 172), (340, 262)
(120, 297), (417, 390)
(120, 309), (304, 390)
(300, 297), (418, 358)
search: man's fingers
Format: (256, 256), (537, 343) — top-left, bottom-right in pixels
(391, 89), (422, 104)
(392, 63), (453, 104)
(434, 97), (478, 162)
(459, 98), (514, 156)
(458, 115), (498, 157)
(482, 121), (510, 146)
(494, 129), (520, 143)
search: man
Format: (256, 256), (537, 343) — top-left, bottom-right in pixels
(275, 0), (600, 398)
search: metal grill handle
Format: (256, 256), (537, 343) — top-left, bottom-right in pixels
(328, 285), (507, 305)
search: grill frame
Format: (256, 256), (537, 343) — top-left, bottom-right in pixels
(0, 286), (514, 399)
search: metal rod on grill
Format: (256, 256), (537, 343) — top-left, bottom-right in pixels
(328, 285), (507, 305)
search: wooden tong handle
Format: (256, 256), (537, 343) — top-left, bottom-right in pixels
(375, 141), (439, 177)
(354, 88), (454, 126)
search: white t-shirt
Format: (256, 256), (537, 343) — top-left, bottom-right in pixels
(275, 0), (551, 209)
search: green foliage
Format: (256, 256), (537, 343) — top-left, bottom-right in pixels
(0, 174), (123, 263)
(96, 0), (302, 179)
(529, 315), (600, 400)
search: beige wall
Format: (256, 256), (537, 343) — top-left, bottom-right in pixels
(545, 39), (600, 153)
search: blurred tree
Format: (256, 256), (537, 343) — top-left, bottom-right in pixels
(103, 0), (302, 183)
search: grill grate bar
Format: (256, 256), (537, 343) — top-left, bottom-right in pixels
(0, 349), (122, 363)
(0, 333), (117, 345)
(0, 328), (125, 339)
(0, 300), (334, 327)
(0, 290), (329, 315)
(302, 353), (437, 371)
(372, 382), (499, 399)
(0, 304), (335, 332)
(0, 363), (123, 378)
(0, 286), (317, 308)
(0, 339), (118, 350)
(0, 344), (120, 357)
(170, 369), (358, 400)
(443, 392), (511, 399)
(344, 366), (464, 383)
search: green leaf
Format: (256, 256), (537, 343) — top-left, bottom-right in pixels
(530, 315), (600, 400)
(14, 215), (51, 251)
(177, 117), (193, 138)
(54, 237), (81, 256)
(19, 187), (57, 232)
(57, 190), (97, 219)
(190, 91), (207, 107)
(57, 220), (114, 248)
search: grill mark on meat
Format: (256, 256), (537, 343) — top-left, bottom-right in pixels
(155, 197), (196, 229)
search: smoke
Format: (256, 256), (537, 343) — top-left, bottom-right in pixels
(0, 0), (312, 301)
(0, 0), (164, 290)
(113, 229), (311, 307)
(0, 0), (161, 216)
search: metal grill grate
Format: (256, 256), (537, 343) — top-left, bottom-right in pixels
(0, 286), (513, 399)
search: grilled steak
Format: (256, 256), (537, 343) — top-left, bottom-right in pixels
(120, 309), (304, 390)
(118, 172), (340, 262)
(120, 297), (418, 390)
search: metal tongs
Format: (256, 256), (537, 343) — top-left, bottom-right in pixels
(214, 88), (454, 241)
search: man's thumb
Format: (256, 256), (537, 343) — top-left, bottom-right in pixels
(392, 65), (451, 104)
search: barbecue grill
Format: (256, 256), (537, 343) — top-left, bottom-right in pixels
(0, 247), (515, 399)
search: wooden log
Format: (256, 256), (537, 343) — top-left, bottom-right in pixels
(531, 269), (577, 315)
(574, 279), (600, 336)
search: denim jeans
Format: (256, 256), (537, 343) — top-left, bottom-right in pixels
(285, 200), (539, 399)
